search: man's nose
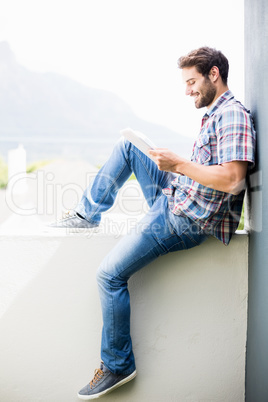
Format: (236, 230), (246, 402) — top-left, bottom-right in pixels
(185, 85), (192, 96)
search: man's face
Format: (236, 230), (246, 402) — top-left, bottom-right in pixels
(182, 66), (217, 109)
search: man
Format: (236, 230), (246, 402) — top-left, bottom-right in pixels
(52, 47), (255, 400)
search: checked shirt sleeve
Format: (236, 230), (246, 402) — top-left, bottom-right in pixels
(216, 104), (256, 166)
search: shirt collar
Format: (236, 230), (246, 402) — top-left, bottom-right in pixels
(205, 90), (234, 118)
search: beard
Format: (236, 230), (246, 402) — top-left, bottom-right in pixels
(194, 78), (217, 109)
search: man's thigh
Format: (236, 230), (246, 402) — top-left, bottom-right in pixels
(97, 196), (208, 282)
(127, 141), (176, 207)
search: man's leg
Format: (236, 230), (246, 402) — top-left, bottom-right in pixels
(75, 137), (175, 224)
(78, 196), (208, 399)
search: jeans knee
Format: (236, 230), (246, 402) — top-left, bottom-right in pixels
(96, 261), (127, 291)
(96, 264), (106, 286)
(96, 262), (115, 289)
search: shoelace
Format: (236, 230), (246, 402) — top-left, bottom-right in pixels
(62, 210), (72, 218)
(90, 368), (104, 389)
(53, 210), (73, 223)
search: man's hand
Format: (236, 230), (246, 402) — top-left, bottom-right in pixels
(148, 148), (187, 173)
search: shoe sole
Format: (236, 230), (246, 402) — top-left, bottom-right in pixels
(77, 370), (137, 400)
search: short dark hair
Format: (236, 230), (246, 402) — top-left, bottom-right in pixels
(178, 47), (229, 85)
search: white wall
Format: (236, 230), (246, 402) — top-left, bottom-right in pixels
(0, 225), (248, 402)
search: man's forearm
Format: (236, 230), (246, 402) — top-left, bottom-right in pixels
(148, 149), (248, 195)
(174, 158), (246, 195)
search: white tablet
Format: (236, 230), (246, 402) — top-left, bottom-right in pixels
(120, 128), (156, 158)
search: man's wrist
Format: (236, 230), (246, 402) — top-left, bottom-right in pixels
(175, 157), (188, 174)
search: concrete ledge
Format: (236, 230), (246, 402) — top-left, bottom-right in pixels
(0, 230), (248, 402)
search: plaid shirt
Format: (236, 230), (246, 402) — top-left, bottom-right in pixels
(163, 90), (256, 245)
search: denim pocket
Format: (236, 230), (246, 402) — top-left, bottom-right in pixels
(168, 210), (209, 250)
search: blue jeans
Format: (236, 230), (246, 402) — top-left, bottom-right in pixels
(76, 137), (208, 375)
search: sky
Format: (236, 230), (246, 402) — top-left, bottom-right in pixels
(0, 0), (244, 138)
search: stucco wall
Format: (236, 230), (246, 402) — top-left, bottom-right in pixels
(0, 228), (248, 402)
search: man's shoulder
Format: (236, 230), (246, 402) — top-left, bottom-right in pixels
(215, 96), (250, 121)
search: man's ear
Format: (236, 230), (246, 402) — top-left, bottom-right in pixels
(209, 66), (220, 82)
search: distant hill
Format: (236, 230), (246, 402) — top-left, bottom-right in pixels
(0, 42), (192, 164)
